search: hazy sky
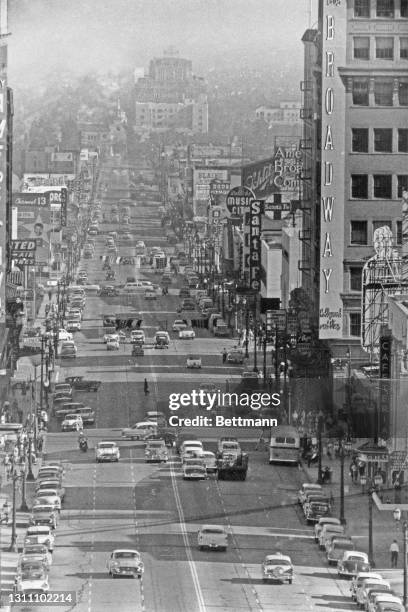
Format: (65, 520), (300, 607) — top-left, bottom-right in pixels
(8, 0), (317, 85)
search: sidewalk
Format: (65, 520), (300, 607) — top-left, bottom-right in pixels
(301, 451), (404, 579)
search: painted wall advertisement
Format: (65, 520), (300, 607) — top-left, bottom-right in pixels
(193, 168), (229, 201)
(13, 189), (66, 266)
(242, 146), (302, 203)
(318, 2), (346, 339)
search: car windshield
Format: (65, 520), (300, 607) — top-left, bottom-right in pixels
(186, 467), (204, 473)
(265, 558), (291, 566)
(202, 528), (224, 534)
(347, 554), (366, 562)
(148, 442), (163, 447)
(21, 569), (45, 580)
(334, 542), (353, 549)
(115, 552), (139, 559)
(99, 443), (114, 449)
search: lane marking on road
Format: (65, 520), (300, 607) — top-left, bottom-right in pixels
(214, 479), (263, 612)
(170, 458), (207, 612)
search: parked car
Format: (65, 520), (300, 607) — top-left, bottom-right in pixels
(326, 537), (355, 565)
(74, 407), (95, 425)
(66, 319), (81, 332)
(337, 550), (370, 577)
(226, 349), (245, 364)
(29, 504), (58, 530)
(24, 525), (55, 552)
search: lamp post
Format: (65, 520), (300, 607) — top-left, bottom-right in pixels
(393, 508), (408, 610)
(26, 430), (35, 482)
(338, 438), (352, 525)
(317, 410), (324, 485)
(19, 443), (29, 513)
(360, 472), (383, 567)
(8, 457), (26, 552)
(244, 301), (249, 359)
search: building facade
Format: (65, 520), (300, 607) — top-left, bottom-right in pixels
(301, 0), (408, 354)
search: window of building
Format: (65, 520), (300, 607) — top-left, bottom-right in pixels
(351, 221), (368, 244)
(376, 37), (394, 59)
(350, 267), (363, 291)
(352, 128), (369, 152)
(398, 175), (408, 197)
(397, 220), (402, 244)
(352, 78), (369, 105)
(402, 0), (408, 17)
(401, 38), (408, 58)
(349, 313), (362, 337)
(373, 220), (392, 234)
(355, 0), (370, 16)
(376, 0), (394, 17)
(351, 174), (368, 198)
(399, 82), (408, 105)
(374, 128), (393, 151)
(374, 79), (394, 105)
(373, 174), (392, 198)
(398, 129), (408, 151)
(354, 37), (370, 59)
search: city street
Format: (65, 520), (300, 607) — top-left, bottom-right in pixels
(0, 162), (357, 612)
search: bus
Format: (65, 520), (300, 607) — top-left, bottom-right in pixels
(269, 425), (300, 465)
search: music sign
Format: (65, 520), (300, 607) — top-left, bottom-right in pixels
(226, 186), (255, 217)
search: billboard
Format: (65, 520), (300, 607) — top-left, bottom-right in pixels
(242, 146), (302, 201)
(318, 3), (347, 339)
(193, 168), (229, 201)
(13, 190), (66, 266)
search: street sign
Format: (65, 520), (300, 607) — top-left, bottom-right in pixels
(11, 240), (36, 262)
(264, 202), (291, 212)
(390, 451), (408, 470)
(267, 309), (287, 332)
(226, 186), (255, 216)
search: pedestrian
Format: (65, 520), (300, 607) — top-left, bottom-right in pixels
(350, 462), (358, 483)
(37, 436), (43, 453)
(390, 540), (399, 568)
(144, 378), (149, 395)
(327, 441), (334, 460)
(48, 290), (52, 302)
(222, 348), (227, 364)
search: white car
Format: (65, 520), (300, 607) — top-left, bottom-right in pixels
(96, 441), (120, 462)
(298, 483), (322, 505)
(136, 241), (146, 249)
(22, 544), (53, 568)
(186, 354), (201, 368)
(66, 319), (81, 332)
(61, 414), (83, 431)
(25, 526), (55, 552)
(172, 320), (188, 332)
(183, 464), (207, 480)
(179, 328), (195, 339)
(33, 494), (62, 512)
(58, 329), (73, 341)
(107, 337), (120, 350)
(262, 553), (294, 584)
(103, 331), (120, 343)
(14, 569), (49, 594)
(121, 422), (157, 441)
(201, 451), (217, 473)
(107, 549), (144, 578)
(131, 330), (145, 344)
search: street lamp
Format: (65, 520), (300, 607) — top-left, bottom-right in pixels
(360, 472), (383, 567)
(26, 430), (35, 482)
(338, 438), (352, 525)
(393, 508), (408, 609)
(8, 457), (26, 552)
(317, 410), (324, 485)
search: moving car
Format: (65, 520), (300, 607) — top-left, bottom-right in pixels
(64, 376), (101, 392)
(226, 349), (245, 364)
(122, 422), (157, 440)
(107, 549), (144, 579)
(154, 331), (170, 346)
(95, 441), (120, 462)
(186, 354), (201, 369)
(197, 525), (228, 551)
(183, 464), (207, 480)
(337, 550), (370, 577)
(145, 439), (168, 463)
(131, 330), (145, 344)
(58, 329), (73, 341)
(107, 337), (120, 350)
(179, 328), (195, 339)
(262, 553), (294, 584)
(103, 330), (120, 343)
(201, 451), (218, 473)
(61, 414), (83, 432)
(172, 319), (188, 332)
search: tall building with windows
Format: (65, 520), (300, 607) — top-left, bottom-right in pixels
(300, 0), (408, 353)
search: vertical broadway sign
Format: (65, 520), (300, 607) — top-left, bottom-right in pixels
(318, 2), (346, 339)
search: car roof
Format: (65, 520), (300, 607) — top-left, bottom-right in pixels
(98, 441), (116, 445)
(112, 549), (140, 554)
(344, 550), (367, 558)
(200, 524), (226, 531)
(264, 554), (292, 563)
